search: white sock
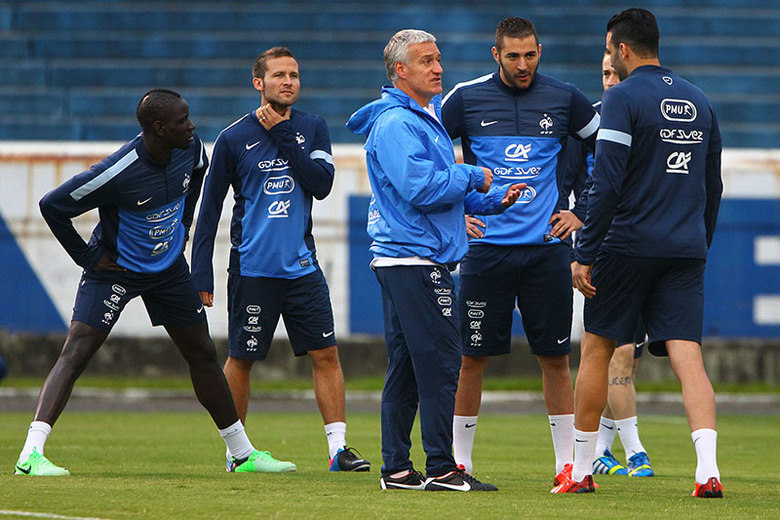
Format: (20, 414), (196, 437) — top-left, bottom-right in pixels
(616, 416), (646, 457)
(595, 417), (617, 456)
(572, 429), (599, 482)
(19, 421), (52, 461)
(452, 415), (478, 473)
(324, 421), (347, 459)
(691, 428), (720, 484)
(218, 420), (254, 461)
(548, 414), (574, 474)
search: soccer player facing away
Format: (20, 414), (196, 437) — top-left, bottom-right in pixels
(15, 89), (292, 476)
(553, 9), (724, 496)
(441, 17), (599, 485)
(191, 48), (369, 472)
(553, 53), (654, 478)
(348, 29), (524, 491)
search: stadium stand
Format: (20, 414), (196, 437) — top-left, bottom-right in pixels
(0, 0), (776, 145)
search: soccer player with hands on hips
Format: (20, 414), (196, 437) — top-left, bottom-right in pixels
(15, 89), (288, 477)
(552, 8), (724, 497)
(441, 17), (599, 488)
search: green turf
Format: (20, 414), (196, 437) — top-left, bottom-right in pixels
(1, 412), (777, 519)
(3, 375), (778, 394)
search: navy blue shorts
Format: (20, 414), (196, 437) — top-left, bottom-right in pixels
(227, 269), (336, 360)
(584, 253), (705, 357)
(72, 254), (205, 332)
(459, 243), (573, 357)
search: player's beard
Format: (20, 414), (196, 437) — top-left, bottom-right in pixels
(611, 53), (629, 81)
(498, 57), (539, 90)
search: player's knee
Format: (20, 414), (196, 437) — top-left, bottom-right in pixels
(609, 345), (635, 375)
(309, 346), (341, 371)
(183, 339), (220, 370)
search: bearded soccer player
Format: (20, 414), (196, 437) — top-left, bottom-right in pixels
(442, 17), (599, 486)
(553, 9), (723, 497)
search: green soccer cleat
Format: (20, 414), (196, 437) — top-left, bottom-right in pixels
(14, 449), (70, 476)
(228, 450), (297, 473)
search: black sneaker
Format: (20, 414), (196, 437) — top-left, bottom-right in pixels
(424, 467), (498, 491)
(380, 469), (427, 490)
(329, 446), (371, 472)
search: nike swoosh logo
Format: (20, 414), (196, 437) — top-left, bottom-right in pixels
(322, 331), (334, 337)
(480, 120), (498, 127)
(465, 423), (476, 428)
(137, 197), (153, 206)
(245, 140), (262, 150)
(603, 425), (614, 430)
(557, 337), (569, 344)
(16, 465), (31, 474)
(434, 135), (439, 142)
(197, 306), (204, 314)
(575, 439), (587, 443)
(428, 479), (471, 491)
(549, 422), (556, 426)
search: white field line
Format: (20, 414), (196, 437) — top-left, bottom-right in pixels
(0, 511), (111, 520)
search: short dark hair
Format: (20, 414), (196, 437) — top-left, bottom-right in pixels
(606, 8), (659, 58)
(495, 17), (538, 51)
(252, 47), (296, 78)
(136, 89), (182, 131)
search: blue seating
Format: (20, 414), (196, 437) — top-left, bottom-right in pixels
(0, 0), (775, 148)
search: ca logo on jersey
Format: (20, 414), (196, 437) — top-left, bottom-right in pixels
(505, 143), (532, 162)
(268, 200), (291, 218)
(666, 151), (692, 174)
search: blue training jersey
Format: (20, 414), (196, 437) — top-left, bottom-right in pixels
(442, 71), (599, 246)
(39, 135), (208, 273)
(575, 65), (723, 264)
(191, 108), (334, 292)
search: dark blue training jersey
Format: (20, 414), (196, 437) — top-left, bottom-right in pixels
(39, 135), (208, 273)
(442, 71), (599, 246)
(191, 108), (334, 292)
(575, 65), (723, 264)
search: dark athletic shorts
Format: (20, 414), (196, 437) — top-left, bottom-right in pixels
(459, 243), (573, 357)
(227, 269), (336, 360)
(72, 254), (205, 332)
(584, 253), (705, 356)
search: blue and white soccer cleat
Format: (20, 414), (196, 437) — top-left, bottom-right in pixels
(593, 448), (629, 475)
(627, 451), (654, 477)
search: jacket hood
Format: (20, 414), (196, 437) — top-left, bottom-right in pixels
(347, 86), (439, 136)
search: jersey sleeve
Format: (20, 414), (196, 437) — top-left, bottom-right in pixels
(191, 134), (234, 293)
(441, 86), (465, 140)
(568, 86), (600, 152)
(704, 107), (723, 248)
(182, 136), (209, 241)
(38, 156), (124, 270)
(268, 116), (334, 200)
(373, 116), (483, 212)
(575, 88), (632, 265)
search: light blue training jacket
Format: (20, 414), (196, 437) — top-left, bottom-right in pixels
(347, 86), (510, 266)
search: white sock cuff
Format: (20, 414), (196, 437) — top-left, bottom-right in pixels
(30, 421), (52, 434)
(599, 417), (616, 427)
(615, 416), (638, 427)
(549, 414), (574, 422)
(324, 421), (347, 434)
(218, 420), (244, 437)
(691, 428), (717, 441)
(454, 415), (479, 425)
(574, 428), (599, 439)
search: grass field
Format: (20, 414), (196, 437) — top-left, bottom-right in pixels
(1, 411), (778, 519)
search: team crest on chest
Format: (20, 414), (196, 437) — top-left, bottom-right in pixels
(539, 113), (554, 135)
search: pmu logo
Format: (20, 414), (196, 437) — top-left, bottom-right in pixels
(438, 296), (452, 306)
(666, 151), (692, 174)
(539, 113), (554, 134)
(263, 175), (295, 195)
(505, 143), (532, 162)
(268, 200), (291, 218)
(516, 186), (537, 204)
(661, 98), (697, 122)
(148, 220), (178, 240)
